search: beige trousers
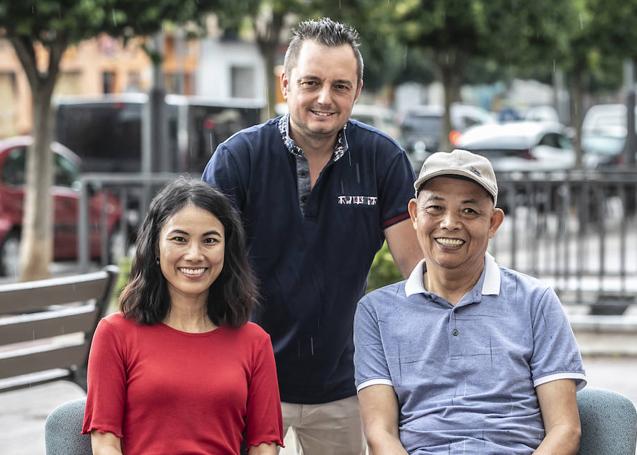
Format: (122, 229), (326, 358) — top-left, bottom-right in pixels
(278, 395), (366, 455)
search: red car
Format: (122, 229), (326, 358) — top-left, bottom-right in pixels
(0, 136), (122, 276)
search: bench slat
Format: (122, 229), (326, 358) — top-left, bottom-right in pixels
(0, 270), (110, 314)
(0, 343), (87, 380)
(0, 305), (98, 345)
(0, 266), (118, 392)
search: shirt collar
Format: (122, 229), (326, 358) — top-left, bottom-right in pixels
(278, 113), (349, 161)
(405, 253), (501, 297)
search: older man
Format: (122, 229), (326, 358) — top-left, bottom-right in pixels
(354, 149), (586, 454)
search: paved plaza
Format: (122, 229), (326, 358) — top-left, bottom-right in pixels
(1, 355), (636, 455)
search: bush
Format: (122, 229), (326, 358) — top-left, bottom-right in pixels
(367, 242), (402, 292)
(109, 256), (132, 312)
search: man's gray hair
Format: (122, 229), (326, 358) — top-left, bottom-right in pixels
(284, 17), (364, 82)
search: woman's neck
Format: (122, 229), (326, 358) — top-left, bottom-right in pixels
(164, 295), (216, 333)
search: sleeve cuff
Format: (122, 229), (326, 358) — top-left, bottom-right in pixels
(356, 378), (393, 392)
(534, 372), (587, 391)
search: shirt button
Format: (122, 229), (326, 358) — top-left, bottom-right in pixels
(300, 195), (308, 203)
(299, 171), (308, 177)
(452, 329), (459, 336)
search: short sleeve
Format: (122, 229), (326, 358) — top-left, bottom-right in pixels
(245, 334), (284, 448)
(530, 287), (587, 390)
(82, 318), (127, 437)
(354, 297), (393, 392)
(202, 143), (246, 211)
(379, 151), (415, 229)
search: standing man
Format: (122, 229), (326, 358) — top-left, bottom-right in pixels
(202, 17), (422, 455)
(354, 149), (585, 454)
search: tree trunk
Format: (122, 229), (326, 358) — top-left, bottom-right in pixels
(10, 37), (65, 281)
(19, 81), (56, 280)
(436, 52), (461, 153)
(254, 7), (285, 120)
(570, 71), (584, 169)
(262, 45), (278, 120)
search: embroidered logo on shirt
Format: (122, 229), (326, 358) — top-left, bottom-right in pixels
(337, 195), (378, 206)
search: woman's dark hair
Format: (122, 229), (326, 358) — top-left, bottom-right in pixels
(119, 177), (258, 327)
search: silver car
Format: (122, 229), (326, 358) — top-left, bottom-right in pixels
(456, 121), (575, 172)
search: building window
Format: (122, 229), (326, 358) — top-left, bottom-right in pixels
(0, 72), (17, 137)
(102, 71), (116, 94)
(231, 66), (255, 99)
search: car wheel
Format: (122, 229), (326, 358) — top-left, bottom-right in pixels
(0, 232), (20, 277)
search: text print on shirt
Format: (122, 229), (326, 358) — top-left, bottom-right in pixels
(337, 195), (378, 206)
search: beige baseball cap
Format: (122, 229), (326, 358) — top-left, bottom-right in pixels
(414, 149), (498, 205)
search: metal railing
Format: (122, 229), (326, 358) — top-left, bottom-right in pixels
(78, 173), (187, 272)
(77, 169), (637, 312)
(491, 169), (637, 312)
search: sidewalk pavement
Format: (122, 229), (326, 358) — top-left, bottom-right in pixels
(1, 356), (636, 455)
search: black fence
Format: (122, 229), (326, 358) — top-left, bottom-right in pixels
(79, 170), (637, 313)
(492, 170), (637, 313)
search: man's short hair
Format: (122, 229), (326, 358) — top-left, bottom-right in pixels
(284, 17), (364, 83)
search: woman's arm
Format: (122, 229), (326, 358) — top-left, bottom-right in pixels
(247, 442), (278, 455)
(91, 430), (123, 455)
(534, 379), (581, 455)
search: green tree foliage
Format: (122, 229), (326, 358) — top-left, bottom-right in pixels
(217, 0), (314, 117)
(545, 0), (630, 167)
(394, 0), (572, 150)
(0, 0), (220, 280)
(367, 242), (402, 292)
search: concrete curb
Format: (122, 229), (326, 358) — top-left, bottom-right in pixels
(570, 315), (637, 357)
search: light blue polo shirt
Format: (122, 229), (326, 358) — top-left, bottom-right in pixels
(354, 254), (586, 454)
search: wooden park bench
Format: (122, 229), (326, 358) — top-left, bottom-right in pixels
(0, 266), (118, 393)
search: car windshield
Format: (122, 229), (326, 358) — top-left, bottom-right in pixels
(401, 114), (441, 135)
(582, 134), (625, 156)
(460, 133), (532, 150)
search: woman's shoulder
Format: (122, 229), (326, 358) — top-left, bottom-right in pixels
(231, 321), (271, 343)
(98, 312), (144, 333)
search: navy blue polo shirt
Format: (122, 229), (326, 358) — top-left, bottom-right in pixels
(202, 116), (415, 403)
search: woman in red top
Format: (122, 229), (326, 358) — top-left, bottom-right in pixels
(83, 178), (283, 455)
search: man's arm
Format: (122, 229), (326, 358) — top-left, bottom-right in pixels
(534, 379), (581, 455)
(384, 218), (422, 278)
(358, 385), (408, 455)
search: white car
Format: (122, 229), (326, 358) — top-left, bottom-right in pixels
(399, 104), (495, 165)
(582, 104), (637, 136)
(456, 121), (575, 172)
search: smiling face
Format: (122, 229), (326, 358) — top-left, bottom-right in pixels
(409, 176), (504, 278)
(281, 39), (362, 148)
(158, 204), (225, 307)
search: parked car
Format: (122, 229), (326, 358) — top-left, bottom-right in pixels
(456, 121), (575, 172)
(523, 105), (560, 123)
(350, 104), (400, 139)
(581, 104), (637, 168)
(399, 103), (495, 166)
(456, 122), (577, 212)
(0, 136), (122, 276)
